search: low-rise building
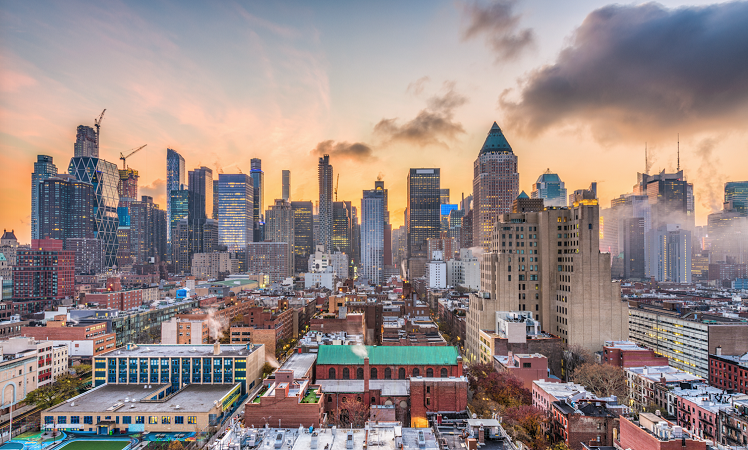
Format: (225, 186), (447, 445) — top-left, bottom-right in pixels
(709, 350), (748, 394)
(602, 340), (668, 368)
(616, 413), (707, 450)
(533, 379), (589, 412)
(21, 318), (115, 359)
(625, 365), (705, 413)
(0, 349), (37, 416)
(161, 317), (210, 345)
(671, 384), (740, 442)
(493, 353), (548, 390)
(550, 398), (620, 450)
(83, 289), (144, 311)
(191, 252), (231, 280)
(0, 336), (68, 386)
(244, 369), (323, 428)
(718, 395), (748, 447)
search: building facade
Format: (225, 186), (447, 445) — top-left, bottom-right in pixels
(265, 199), (295, 274)
(246, 242), (291, 282)
(361, 187), (385, 284)
(531, 169), (567, 207)
(32, 155), (59, 240)
(407, 168), (440, 278)
(166, 148), (186, 244)
(291, 201), (314, 275)
(318, 155), (334, 252)
(250, 158), (265, 242)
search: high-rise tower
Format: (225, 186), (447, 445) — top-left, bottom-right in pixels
(265, 199), (295, 277)
(531, 169), (567, 207)
(318, 155), (334, 252)
(362, 185), (385, 284)
(31, 155), (58, 240)
(291, 201), (314, 274)
(407, 168), (440, 278)
(473, 122), (519, 251)
(282, 170), (291, 201)
(166, 148), (186, 244)
(74, 126), (98, 158)
(188, 166), (214, 254)
(250, 158), (264, 242)
(217, 174), (254, 251)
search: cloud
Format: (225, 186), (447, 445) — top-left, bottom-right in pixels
(374, 82), (468, 147)
(500, 2), (748, 143)
(461, 0), (535, 62)
(140, 178), (167, 207)
(407, 76), (430, 96)
(312, 140), (374, 162)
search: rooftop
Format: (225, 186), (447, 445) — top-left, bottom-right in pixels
(479, 122), (513, 155)
(280, 352), (317, 379)
(45, 383), (236, 414)
(99, 343), (260, 358)
(626, 366), (704, 383)
(317, 345), (459, 366)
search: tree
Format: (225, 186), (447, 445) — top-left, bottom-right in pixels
(502, 405), (548, 450)
(336, 398), (369, 428)
(168, 441), (184, 450)
(25, 384), (60, 409)
(562, 345), (594, 381)
(261, 362), (275, 379)
(572, 363), (628, 400)
(73, 364), (92, 375)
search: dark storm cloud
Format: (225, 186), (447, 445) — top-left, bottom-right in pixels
(461, 0), (535, 62)
(500, 2), (748, 143)
(312, 140), (374, 161)
(374, 83), (468, 147)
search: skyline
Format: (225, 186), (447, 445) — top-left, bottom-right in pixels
(3, 0), (748, 243)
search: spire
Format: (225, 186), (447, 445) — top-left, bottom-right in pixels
(677, 134), (680, 172)
(479, 122), (513, 155)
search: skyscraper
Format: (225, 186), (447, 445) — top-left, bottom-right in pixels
(361, 186), (385, 284)
(473, 122), (519, 251)
(332, 201), (353, 257)
(188, 166), (214, 254)
(39, 174), (95, 241)
(130, 196), (167, 264)
(318, 155), (334, 252)
(74, 125), (98, 158)
(291, 201), (314, 274)
(531, 169), (567, 207)
(68, 156), (120, 268)
(407, 168), (440, 278)
(250, 158), (264, 242)
(375, 180), (392, 266)
(282, 170), (291, 201)
(646, 224), (692, 283)
(217, 174), (254, 251)
(634, 170), (694, 230)
(440, 188), (450, 205)
(466, 193), (627, 360)
(169, 190), (192, 268)
(264, 199), (295, 277)
(31, 155), (58, 240)
(118, 168), (139, 210)
(725, 181), (748, 216)
(166, 148), (186, 244)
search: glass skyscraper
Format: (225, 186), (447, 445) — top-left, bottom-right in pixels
(291, 201), (314, 274)
(407, 168), (441, 259)
(39, 174), (95, 241)
(188, 166), (213, 254)
(318, 155), (333, 251)
(531, 169), (567, 207)
(217, 174), (253, 251)
(725, 181), (748, 216)
(31, 155), (58, 240)
(250, 158), (264, 242)
(361, 187), (385, 285)
(68, 156), (121, 268)
(166, 148), (186, 244)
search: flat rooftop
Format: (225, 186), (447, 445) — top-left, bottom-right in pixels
(280, 353), (317, 379)
(46, 383), (237, 414)
(100, 343), (260, 358)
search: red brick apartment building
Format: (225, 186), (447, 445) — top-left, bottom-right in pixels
(602, 340), (668, 368)
(13, 239), (75, 313)
(617, 413), (707, 450)
(315, 345), (467, 427)
(244, 369), (324, 428)
(550, 399), (619, 450)
(84, 289), (143, 310)
(21, 317), (116, 357)
(493, 352), (548, 390)
(709, 351), (748, 394)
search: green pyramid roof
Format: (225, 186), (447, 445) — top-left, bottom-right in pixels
(517, 191), (530, 199)
(479, 122), (513, 155)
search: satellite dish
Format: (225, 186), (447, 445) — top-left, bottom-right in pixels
(472, 413), (477, 419)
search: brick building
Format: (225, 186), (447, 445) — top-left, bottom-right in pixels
(625, 366), (705, 413)
(244, 369), (324, 428)
(617, 413), (707, 450)
(550, 399), (620, 450)
(602, 340), (668, 368)
(709, 350), (748, 394)
(21, 317), (116, 357)
(13, 239), (75, 313)
(718, 396), (748, 447)
(315, 345), (467, 426)
(84, 289), (144, 310)
(161, 317), (210, 344)
(493, 352), (548, 390)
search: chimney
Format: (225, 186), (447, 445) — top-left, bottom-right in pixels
(213, 341), (221, 356)
(364, 357), (370, 393)
(715, 346), (722, 356)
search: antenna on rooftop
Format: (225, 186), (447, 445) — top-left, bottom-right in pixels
(645, 143), (648, 174)
(677, 134), (680, 172)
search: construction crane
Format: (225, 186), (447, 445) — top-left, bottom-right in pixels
(94, 109), (106, 145)
(219, 163), (243, 174)
(120, 144), (147, 170)
(334, 174), (340, 201)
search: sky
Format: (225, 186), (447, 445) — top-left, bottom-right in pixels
(2, 0), (747, 244)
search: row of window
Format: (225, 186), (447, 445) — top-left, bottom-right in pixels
(327, 367), (449, 380)
(46, 415), (197, 425)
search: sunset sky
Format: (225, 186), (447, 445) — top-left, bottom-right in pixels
(2, 0), (747, 243)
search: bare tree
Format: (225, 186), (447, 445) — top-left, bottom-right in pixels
(573, 363), (628, 401)
(562, 345), (594, 381)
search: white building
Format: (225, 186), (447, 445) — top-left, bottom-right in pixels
(191, 252), (232, 279)
(308, 245), (348, 278)
(304, 272), (334, 290)
(0, 337), (69, 386)
(447, 248), (481, 290)
(428, 250), (447, 289)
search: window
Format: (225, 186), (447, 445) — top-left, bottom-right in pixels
(58, 416), (67, 424)
(426, 368), (434, 377)
(399, 368), (406, 379)
(356, 368), (364, 380)
(136, 416), (145, 424)
(328, 367), (336, 379)
(441, 368), (448, 377)
(523, 363), (532, 368)
(371, 368), (378, 379)
(162, 416), (171, 424)
(413, 368), (420, 377)
(84, 416), (93, 424)
(384, 368), (392, 379)
(327, 395), (333, 403)
(342, 368), (350, 379)
(175, 416), (184, 424)
(188, 416), (197, 424)
(149, 416), (158, 424)
(71, 416), (80, 424)
(45, 416), (53, 424)
(122, 416), (131, 424)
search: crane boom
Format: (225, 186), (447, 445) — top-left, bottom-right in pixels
(119, 144), (147, 170)
(334, 174), (340, 201)
(94, 109), (106, 150)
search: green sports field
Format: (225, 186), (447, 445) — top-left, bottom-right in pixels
(58, 441), (129, 450)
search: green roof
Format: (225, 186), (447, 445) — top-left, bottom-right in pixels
(317, 345), (459, 366)
(479, 122), (513, 155)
